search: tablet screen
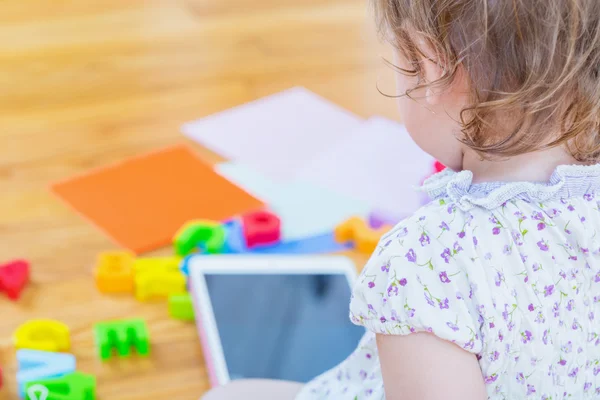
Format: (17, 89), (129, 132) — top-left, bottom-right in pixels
(204, 273), (365, 382)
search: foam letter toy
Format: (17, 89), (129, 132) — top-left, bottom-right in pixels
(17, 350), (76, 398)
(168, 294), (194, 321)
(334, 216), (392, 254)
(94, 251), (135, 293)
(0, 365), (3, 389)
(94, 319), (150, 361)
(173, 220), (226, 256)
(223, 219), (246, 253)
(0, 259), (30, 300)
(134, 257), (186, 301)
(14, 320), (70, 352)
(241, 210), (281, 249)
(25, 371), (96, 400)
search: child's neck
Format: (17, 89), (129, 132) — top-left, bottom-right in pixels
(462, 146), (583, 184)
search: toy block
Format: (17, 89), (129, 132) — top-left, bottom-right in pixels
(94, 319), (150, 361)
(173, 220), (226, 256)
(17, 350), (76, 398)
(25, 372), (96, 400)
(14, 320), (70, 352)
(241, 210), (281, 249)
(0, 365), (3, 389)
(94, 251), (135, 293)
(168, 294), (194, 321)
(434, 160), (446, 173)
(0, 259), (30, 300)
(334, 216), (392, 254)
(134, 257), (186, 301)
(223, 219), (246, 253)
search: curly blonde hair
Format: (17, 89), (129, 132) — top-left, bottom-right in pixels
(374, 0), (600, 162)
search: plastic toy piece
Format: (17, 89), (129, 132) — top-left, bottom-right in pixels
(168, 294), (195, 321)
(0, 259), (30, 300)
(223, 219), (246, 253)
(14, 320), (71, 352)
(241, 210), (281, 249)
(17, 350), (76, 398)
(434, 160), (446, 173)
(94, 319), (150, 361)
(134, 257), (186, 301)
(173, 220), (226, 256)
(334, 217), (392, 254)
(249, 232), (352, 254)
(24, 371), (96, 400)
(94, 251), (135, 293)
(0, 365), (3, 390)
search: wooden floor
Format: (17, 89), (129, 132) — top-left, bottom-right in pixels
(0, 1), (397, 399)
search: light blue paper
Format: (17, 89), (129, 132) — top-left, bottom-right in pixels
(215, 162), (370, 241)
(17, 350), (76, 398)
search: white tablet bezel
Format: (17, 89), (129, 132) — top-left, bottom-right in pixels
(187, 255), (358, 387)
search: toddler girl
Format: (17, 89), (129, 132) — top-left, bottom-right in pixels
(204, 0), (600, 398)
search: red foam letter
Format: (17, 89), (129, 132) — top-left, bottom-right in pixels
(0, 259), (30, 300)
(241, 210), (281, 248)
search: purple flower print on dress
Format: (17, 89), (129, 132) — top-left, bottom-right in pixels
(492, 226), (501, 235)
(439, 271), (451, 283)
(569, 367), (579, 378)
(581, 216), (587, 223)
(419, 232), (430, 247)
(464, 339), (475, 350)
(532, 262), (541, 272)
(595, 272), (600, 283)
(390, 309), (398, 321)
(365, 389), (373, 396)
(441, 248), (452, 263)
(495, 272), (504, 287)
(521, 330), (533, 344)
(584, 193), (595, 201)
(585, 382), (593, 392)
(447, 204), (455, 214)
(535, 312), (545, 324)
(568, 204), (575, 211)
(381, 262), (390, 273)
(528, 303), (535, 312)
(439, 298), (449, 309)
(503, 245), (512, 255)
(572, 318), (580, 330)
(566, 299), (575, 311)
(537, 222), (546, 230)
(558, 359), (567, 366)
(489, 322), (495, 329)
(561, 341), (572, 353)
(368, 281), (375, 288)
(508, 321), (515, 332)
(484, 374), (498, 384)
(512, 230), (524, 246)
(407, 308), (415, 318)
(527, 384), (536, 395)
(399, 278), (407, 286)
(439, 221), (449, 231)
(366, 353), (372, 359)
(532, 211), (544, 221)
(544, 285), (555, 297)
(457, 231), (465, 239)
(453, 241), (463, 254)
(456, 291), (463, 300)
(543, 330), (549, 345)
(424, 292), (435, 307)
(387, 284), (398, 297)
(537, 239), (549, 251)
(489, 351), (499, 362)
(473, 236), (478, 246)
(594, 366), (600, 376)
(590, 311), (595, 321)
(380, 316), (387, 323)
(405, 249), (417, 263)
(498, 331), (504, 342)
(446, 321), (459, 332)
(396, 227), (408, 238)
(516, 373), (525, 384)
(552, 302), (560, 317)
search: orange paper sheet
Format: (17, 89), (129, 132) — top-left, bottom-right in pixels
(51, 145), (263, 254)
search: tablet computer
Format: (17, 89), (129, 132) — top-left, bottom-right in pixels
(187, 255), (365, 387)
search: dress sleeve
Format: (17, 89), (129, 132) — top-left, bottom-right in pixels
(350, 211), (483, 354)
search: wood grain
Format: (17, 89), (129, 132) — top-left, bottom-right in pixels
(0, 1), (395, 398)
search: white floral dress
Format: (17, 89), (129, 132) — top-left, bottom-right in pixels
(296, 165), (600, 399)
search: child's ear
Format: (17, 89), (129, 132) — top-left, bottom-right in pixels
(422, 59), (445, 106)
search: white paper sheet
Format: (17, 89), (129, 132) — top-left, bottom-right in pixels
(182, 87), (363, 182)
(216, 162), (370, 241)
(295, 116), (434, 216)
